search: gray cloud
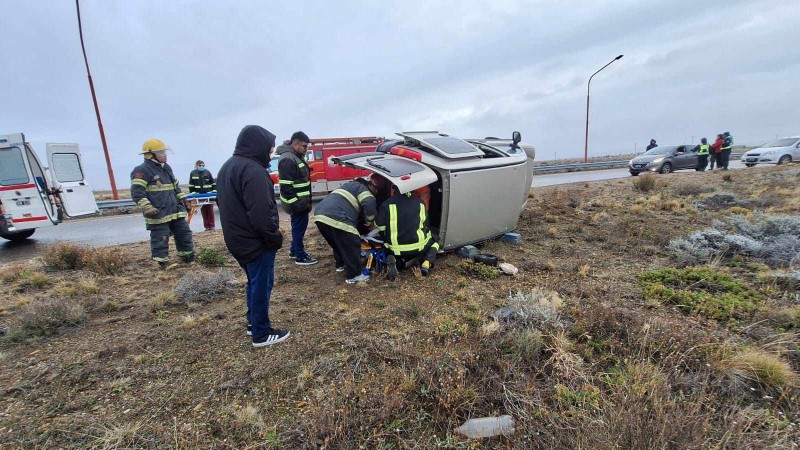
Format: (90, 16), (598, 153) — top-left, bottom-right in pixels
(1, 0), (798, 189)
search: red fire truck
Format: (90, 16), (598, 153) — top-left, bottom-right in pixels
(268, 136), (383, 195)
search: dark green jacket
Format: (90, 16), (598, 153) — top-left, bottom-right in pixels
(277, 144), (312, 215)
(131, 159), (188, 225)
(188, 169), (216, 193)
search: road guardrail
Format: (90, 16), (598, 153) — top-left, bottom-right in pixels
(97, 154), (744, 210)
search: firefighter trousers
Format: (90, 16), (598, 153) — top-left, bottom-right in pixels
(147, 219), (195, 262)
(316, 222), (362, 278)
(393, 240), (439, 269)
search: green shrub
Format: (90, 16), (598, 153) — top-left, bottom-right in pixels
(639, 267), (760, 322)
(42, 243), (87, 271)
(196, 247), (227, 268)
(457, 260), (497, 280)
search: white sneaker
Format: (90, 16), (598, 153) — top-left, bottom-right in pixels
(345, 273), (369, 284)
(335, 266), (346, 273)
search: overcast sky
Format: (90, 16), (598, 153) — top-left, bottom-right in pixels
(2, 0), (798, 189)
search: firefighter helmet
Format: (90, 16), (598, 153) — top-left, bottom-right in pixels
(141, 138), (170, 154)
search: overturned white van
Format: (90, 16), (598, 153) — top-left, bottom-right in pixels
(332, 131), (535, 251)
(0, 133), (98, 241)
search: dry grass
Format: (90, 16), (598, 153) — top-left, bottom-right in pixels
(1, 165), (799, 448)
(15, 297), (87, 337)
(633, 174), (658, 192)
(719, 348), (798, 395)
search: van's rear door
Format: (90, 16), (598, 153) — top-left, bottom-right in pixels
(0, 137), (55, 231)
(331, 153), (437, 194)
(46, 144), (98, 217)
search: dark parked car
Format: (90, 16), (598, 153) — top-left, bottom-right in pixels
(628, 144), (699, 175)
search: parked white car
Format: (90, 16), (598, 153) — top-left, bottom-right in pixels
(741, 136), (800, 167)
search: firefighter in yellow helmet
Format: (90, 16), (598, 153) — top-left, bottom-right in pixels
(130, 138), (195, 268)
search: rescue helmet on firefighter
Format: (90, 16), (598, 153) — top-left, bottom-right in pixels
(140, 138), (171, 159)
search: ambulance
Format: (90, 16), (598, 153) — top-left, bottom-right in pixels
(0, 133), (98, 241)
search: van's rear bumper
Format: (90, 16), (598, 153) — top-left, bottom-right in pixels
(0, 213), (16, 234)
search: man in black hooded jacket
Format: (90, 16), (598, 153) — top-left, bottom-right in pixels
(217, 125), (289, 347)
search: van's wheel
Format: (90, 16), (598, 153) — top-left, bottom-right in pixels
(1, 229), (35, 242)
(659, 163), (672, 174)
(777, 155), (792, 165)
(745, 163), (756, 167)
(630, 172), (639, 176)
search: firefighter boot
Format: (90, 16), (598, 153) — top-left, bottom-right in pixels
(386, 255), (398, 281)
(421, 260), (431, 276)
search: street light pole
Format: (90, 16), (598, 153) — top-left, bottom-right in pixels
(584, 54), (623, 163)
(76, 0), (118, 199)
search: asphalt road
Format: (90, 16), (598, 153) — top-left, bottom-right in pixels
(0, 161), (746, 263)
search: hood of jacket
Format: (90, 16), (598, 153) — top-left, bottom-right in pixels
(233, 125), (276, 168)
(276, 142), (300, 157)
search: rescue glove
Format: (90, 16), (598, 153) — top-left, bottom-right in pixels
(142, 205), (159, 218)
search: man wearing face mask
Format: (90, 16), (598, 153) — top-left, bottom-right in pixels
(131, 138), (195, 269)
(188, 160), (217, 231)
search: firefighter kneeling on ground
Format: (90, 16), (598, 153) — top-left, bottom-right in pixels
(131, 138), (195, 269)
(375, 183), (440, 281)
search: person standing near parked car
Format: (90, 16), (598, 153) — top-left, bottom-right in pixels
(696, 138), (710, 171)
(647, 139), (658, 151)
(188, 160), (217, 231)
(277, 131), (318, 266)
(131, 139), (195, 269)
(710, 134), (724, 170)
(720, 131), (734, 170)
(217, 125), (289, 348)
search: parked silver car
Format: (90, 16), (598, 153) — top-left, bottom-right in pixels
(332, 131), (535, 251)
(741, 136), (800, 167)
(628, 144), (699, 175)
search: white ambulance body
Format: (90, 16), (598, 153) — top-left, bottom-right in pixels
(0, 133), (98, 241)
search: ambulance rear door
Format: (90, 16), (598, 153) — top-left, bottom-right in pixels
(46, 143), (98, 217)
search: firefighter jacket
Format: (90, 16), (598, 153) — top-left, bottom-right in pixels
(276, 144), (312, 215)
(375, 190), (439, 256)
(312, 179), (376, 236)
(722, 134), (733, 151)
(130, 159), (188, 225)
(188, 169), (216, 193)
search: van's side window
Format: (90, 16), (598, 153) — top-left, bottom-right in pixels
(0, 147), (30, 186)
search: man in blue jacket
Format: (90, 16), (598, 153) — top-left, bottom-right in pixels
(217, 125), (288, 347)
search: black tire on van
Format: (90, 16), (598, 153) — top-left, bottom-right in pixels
(1, 229), (35, 242)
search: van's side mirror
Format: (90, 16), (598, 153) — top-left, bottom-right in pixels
(512, 131), (522, 145)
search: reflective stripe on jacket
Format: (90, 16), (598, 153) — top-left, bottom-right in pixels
(312, 179), (376, 235)
(188, 169), (216, 193)
(375, 191), (436, 255)
(276, 144), (312, 214)
(721, 135), (733, 151)
(131, 159), (188, 225)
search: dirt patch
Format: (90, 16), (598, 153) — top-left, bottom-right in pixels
(1, 165), (798, 448)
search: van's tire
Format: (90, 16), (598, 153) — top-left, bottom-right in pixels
(1, 229), (35, 242)
(777, 155), (792, 165)
(630, 172), (639, 176)
(474, 254), (498, 266)
(659, 163), (672, 174)
(745, 163), (756, 167)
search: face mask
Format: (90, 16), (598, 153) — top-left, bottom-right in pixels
(197, 166), (205, 172)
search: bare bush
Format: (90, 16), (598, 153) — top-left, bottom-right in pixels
(668, 214), (800, 268)
(673, 182), (715, 197)
(41, 243), (87, 271)
(632, 174), (658, 193)
(492, 289), (569, 330)
(83, 247), (128, 275)
(17, 297), (87, 336)
(174, 269), (235, 303)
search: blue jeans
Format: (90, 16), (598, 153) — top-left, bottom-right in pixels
(242, 250), (276, 340)
(290, 213), (309, 259)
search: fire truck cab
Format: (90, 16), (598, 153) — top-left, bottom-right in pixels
(0, 133), (98, 241)
(268, 136), (383, 196)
